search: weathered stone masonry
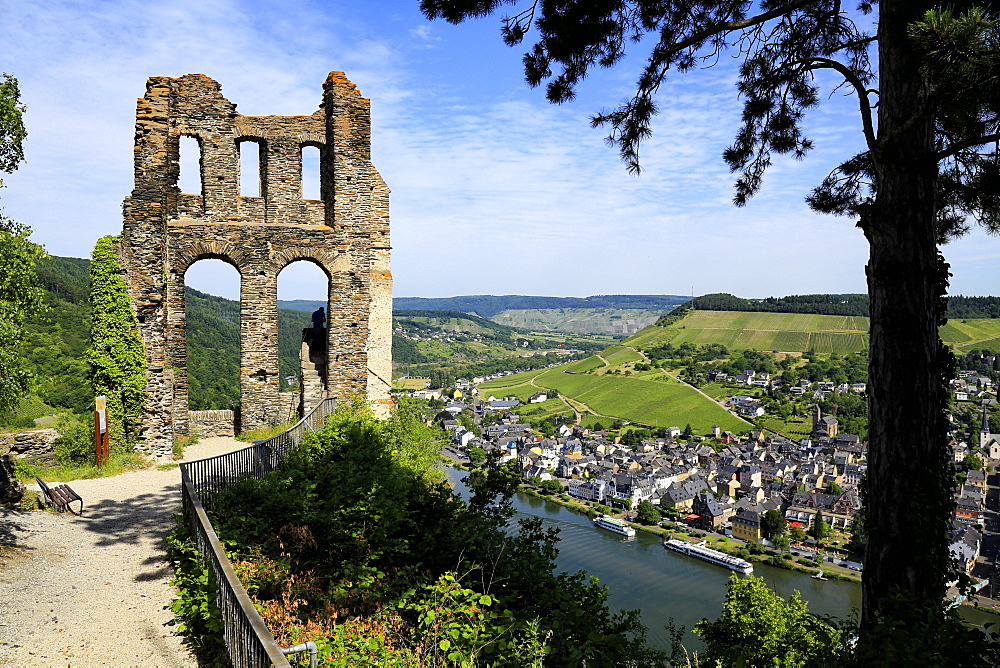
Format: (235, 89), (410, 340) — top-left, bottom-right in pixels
(117, 73), (392, 453)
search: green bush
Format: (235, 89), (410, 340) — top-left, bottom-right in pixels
(1, 414), (37, 429)
(165, 518), (226, 663)
(53, 416), (95, 465)
(191, 402), (667, 665)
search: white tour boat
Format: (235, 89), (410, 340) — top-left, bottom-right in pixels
(664, 538), (754, 574)
(594, 515), (637, 537)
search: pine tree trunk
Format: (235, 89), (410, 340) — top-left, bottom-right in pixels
(861, 0), (954, 630)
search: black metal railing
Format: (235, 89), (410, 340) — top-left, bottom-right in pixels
(179, 398), (336, 666)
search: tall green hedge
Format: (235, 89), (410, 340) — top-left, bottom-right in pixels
(86, 236), (146, 447)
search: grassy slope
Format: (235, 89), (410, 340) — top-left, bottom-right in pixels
(603, 345), (644, 365)
(480, 364), (747, 432)
(625, 310), (1000, 354)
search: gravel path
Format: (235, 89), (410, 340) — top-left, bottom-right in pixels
(0, 437), (247, 667)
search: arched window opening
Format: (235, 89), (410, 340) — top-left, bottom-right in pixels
(301, 145), (320, 200)
(278, 261), (329, 398)
(178, 135), (202, 195)
(184, 259), (241, 410)
(239, 139), (262, 197)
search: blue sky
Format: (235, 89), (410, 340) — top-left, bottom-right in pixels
(2, 0), (997, 302)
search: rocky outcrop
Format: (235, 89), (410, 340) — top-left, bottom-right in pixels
(0, 428), (60, 459)
(0, 454), (25, 506)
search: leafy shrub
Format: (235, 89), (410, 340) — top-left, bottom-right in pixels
(1, 414), (37, 429)
(53, 416), (94, 465)
(165, 519), (226, 663)
(193, 401), (666, 665)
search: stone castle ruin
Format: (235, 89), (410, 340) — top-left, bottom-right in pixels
(116, 72), (392, 453)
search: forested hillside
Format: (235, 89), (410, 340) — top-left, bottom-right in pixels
(3, 256), (311, 424)
(185, 289), (311, 409)
(21, 256), (92, 419)
(663, 293), (1000, 320)
(394, 294), (689, 319)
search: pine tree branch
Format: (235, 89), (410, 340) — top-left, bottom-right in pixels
(661, 0), (823, 58)
(801, 57), (877, 152)
(936, 132), (1000, 160)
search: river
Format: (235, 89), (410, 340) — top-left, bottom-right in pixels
(445, 467), (996, 652)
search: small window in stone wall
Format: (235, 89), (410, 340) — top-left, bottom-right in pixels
(178, 135), (202, 195)
(301, 145), (320, 200)
(239, 139), (263, 197)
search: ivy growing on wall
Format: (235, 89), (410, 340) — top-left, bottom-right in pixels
(86, 235), (146, 447)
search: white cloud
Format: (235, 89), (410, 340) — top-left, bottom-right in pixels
(0, 0), (991, 302)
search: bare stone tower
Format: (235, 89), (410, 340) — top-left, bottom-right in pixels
(116, 73), (392, 453)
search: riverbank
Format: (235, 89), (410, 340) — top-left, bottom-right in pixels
(518, 485), (861, 583)
(444, 457), (861, 583)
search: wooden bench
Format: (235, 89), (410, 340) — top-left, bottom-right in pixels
(35, 476), (84, 515)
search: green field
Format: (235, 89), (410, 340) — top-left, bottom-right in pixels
(602, 345), (644, 366)
(480, 364), (748, 433)
(946, 319), (1000, 354)
(625, 310), (870, 353)
(394, 377), (431, 390)
(478, 381), (541, 403)
(517, 397), (576, 422)
(625, 310), (1000, 355)
(562, 355), (607, 373)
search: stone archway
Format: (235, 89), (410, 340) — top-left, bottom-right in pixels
(114, 73), (392, 454)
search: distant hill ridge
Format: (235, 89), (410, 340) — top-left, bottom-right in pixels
(393, 309), (526, 335)
(393, 294), (691, 319)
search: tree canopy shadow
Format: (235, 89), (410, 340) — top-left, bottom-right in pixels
(0, 508), (37, 552)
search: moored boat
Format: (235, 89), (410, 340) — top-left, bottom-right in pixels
(594, 515), (636, 537)
(811, 570), (828, 581)
(664, 538), (753, 574)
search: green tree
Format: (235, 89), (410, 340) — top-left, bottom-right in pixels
(419, 0), (1000, 636)
(774, 535), (792, 553)
(695, 574), (840, 666)
(468, 445), (486, 466)
(207, 402), (666, 664)
(963, 453), (985, 471)
(828, 480), (844, 496)
(539, 478), (563, 494)
(457, 412), (481, 437)
(990, 413), (1000, 434)
(762, 509), (787, 539)
(0, 73), (46, 415)
(86, 236), (147, 448)
(636, 499), (661, 525)
(812, 509), (832, 541)
(790, 525), (808, 542)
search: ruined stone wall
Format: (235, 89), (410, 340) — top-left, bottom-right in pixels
(0, 428), (60, 460)
(187, 410), (236, 438)
(117, 73), (391, 453)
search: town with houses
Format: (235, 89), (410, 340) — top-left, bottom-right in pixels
(403, 361), (1000, 594)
